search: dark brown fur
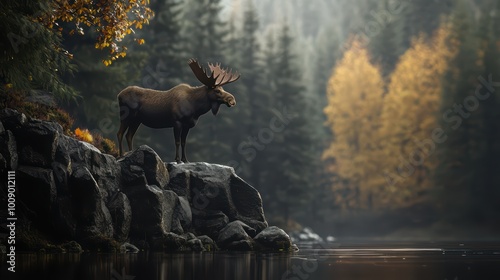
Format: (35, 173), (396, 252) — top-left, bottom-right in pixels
(117, 83), (236, 162)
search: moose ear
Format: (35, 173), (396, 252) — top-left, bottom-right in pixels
(211, 102), (221, 116)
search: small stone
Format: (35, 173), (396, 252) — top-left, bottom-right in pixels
(187, 239), (204, 252)
(120, 242), (139, 253)
(198, 235), (217, 251)
(61, 241), (83, 253)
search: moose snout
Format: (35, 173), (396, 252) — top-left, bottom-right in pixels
(226, 97), (236, 107)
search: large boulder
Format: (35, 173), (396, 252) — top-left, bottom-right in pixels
(192, 209), (229, 240)
(254, 226), (293, 251)
(16, 166), (57, 218)
(123, 182), (179, 241)
(107, 192), (132, 242)
(15, 119), (62, 168)
(52, 196), (78, 238)
(173, 196), (192, 232)
(57, 134), (121, 200)
(166, 162), (268, 234)
(217, 221), (254, 251)
(230, 175), (268, 233)
(119, 145), (169, 189)
(151, 232), (187, 251)
(69, 167), (114, 240)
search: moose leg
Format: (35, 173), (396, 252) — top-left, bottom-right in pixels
(125, 121), (141, 153)
(173, 123), (182, 163)
(117, 122), (128, 157)
(180, 127), (190, 163)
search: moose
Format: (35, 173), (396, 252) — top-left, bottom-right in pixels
(117, 58), (240, 163)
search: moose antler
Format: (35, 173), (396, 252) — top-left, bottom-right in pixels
(208, 62), (240, 86)
(188, 58), (240, 88)
(188, 58), (214, 87)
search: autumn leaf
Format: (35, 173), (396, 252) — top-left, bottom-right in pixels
(37, 0), (154, 62)
(75, 128), (94, 143)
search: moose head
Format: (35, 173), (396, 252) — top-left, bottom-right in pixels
(188, 58), (240, 115)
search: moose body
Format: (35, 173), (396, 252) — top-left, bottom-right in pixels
(117, 59), (239, 163)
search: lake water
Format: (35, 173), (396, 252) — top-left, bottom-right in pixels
(3, 242), (500, 280)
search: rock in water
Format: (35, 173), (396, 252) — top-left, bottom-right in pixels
(197, 235), (217, 251)
(120, 242), (139, 253)
(217, 221), (254, 250)
(61, 241), (84, 253)
(254, 226), (293, 251)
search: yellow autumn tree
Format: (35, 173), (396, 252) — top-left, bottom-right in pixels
(323, 39), (385, 210)
(379, 24), (458, 207)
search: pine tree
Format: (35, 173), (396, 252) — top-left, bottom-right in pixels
(143, 0), (185, 90)
(368, 1), (401, 77)
(436, 0), (500, 223)
(0, 1), (76, 100)
(182, 0), (228, 64)
(265, 23), (317, 224)
(305, 25), (341, 222)
(396, 0), (453, 51)
(229, 1), (266, 181)
(434, 0), (479, 222)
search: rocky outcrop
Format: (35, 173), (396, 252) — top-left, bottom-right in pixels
(0, 108), (294, 252)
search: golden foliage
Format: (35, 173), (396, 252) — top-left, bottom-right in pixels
(73, 128), (118, 156)
(379, 25), (458, 207)
(37, 0), (153, 65)
(75, 128), (93, 143)
(323, 39), (385, 210)
(323, 24), (459, 211)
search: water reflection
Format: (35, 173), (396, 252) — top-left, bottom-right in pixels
(3, 243), (500, 280)
(8, 252), (291, 280)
